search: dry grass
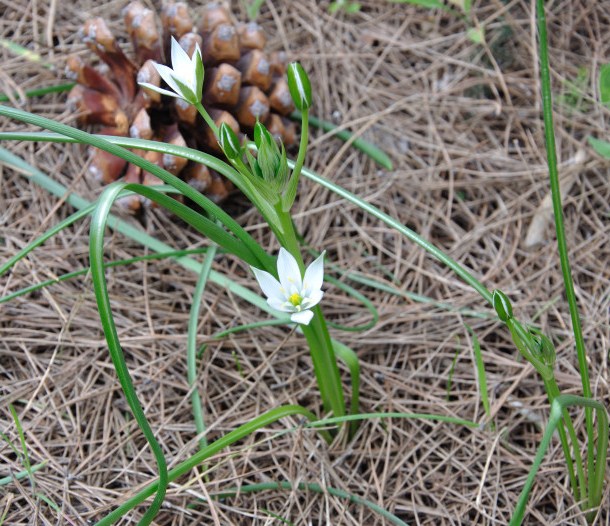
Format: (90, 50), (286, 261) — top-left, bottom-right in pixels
(1, 0), (609, 524)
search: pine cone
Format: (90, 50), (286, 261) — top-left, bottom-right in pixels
(66, 1), (296, 211)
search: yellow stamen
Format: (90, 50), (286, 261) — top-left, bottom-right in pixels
(289, 293), (302, 307)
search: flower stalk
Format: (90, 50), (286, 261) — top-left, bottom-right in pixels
(144, 46), (346, 433)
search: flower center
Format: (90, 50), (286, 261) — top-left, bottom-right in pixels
(288, 293), (303, 307)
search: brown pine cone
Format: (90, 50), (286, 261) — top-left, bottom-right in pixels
(66, 1), (296, 212)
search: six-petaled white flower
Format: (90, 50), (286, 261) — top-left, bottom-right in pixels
(251, 248), (325, 326)
(139, 37), (203, 105)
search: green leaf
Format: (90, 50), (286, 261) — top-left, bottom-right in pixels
(467, 26), (485, 44)
(387, 0), (448, 10)
(588, 136), (610, 159)
(290, 110), (393, 170)
(599, 64), (610, 105)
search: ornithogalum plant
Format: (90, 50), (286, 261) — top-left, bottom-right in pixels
(0, 5), (606, 524)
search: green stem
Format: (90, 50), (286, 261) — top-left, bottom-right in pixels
(275, 209), (346, 421)
(509, 395), (608, 526)
(194, 101), (219, 137)
(536, 0), (594, 506)
(543, 378), (584, 504)
(187, 245), (217, 453)
(282, 109), (309, 212)
(300, 317), (345, 420)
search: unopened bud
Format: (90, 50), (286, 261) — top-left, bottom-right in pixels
(286, 62), (312, 111)
(493, 289), (513, 322)
(254, 120), (274, 149)
(218, 122), (242, 161)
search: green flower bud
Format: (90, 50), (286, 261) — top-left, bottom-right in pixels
(218, 122), (242, 161)
(247, 122), (289, 195)
(287, 62), (312, 111)
(254, 120), (274, 149)
(529, 329), (556, 369)
(493, 289), (513, 322)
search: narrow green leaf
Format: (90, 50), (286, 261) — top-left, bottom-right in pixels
(0, 82), (74, 103)
(0, 106), (273, 271)
(465, 325), (493, 430)
(0, 461), (47, 487)
(187, 245), (217, 454)
(599, 64), (610, 105)
(588, 136), (610, 158)
(387, 0), (448, 10)
(509, 395), (608, 525)
(290, 110), (393, 170)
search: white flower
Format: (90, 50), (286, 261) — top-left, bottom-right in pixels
(139, 37), (203, 104)
(251, 248), (325, 325)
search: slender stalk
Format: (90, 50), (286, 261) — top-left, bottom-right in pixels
(293, 109), (309, 180)
(536, 0), (594, 506)
(282, 109), (309, 212)
(543, 378), (583, 504)
(194, 102), (219, 136)
(509, 396), (608, 526)
(89, 185), (168, 526)
(275, 208), (346, 421)
(187, 245), (217, 453)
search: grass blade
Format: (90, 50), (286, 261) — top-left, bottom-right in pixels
(290, 110), (393, 170)
(187, 245), (217, 453)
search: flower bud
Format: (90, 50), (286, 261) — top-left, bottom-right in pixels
(286, 62), (312, 111)
(493, 289), (513, 322)
(254, 120), (274, 149)
(218, 122), (242, 160)
(247, 122), (288, 194)
(529, 329), (556, 370)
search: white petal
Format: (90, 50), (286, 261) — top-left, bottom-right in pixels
(193, 43), (202, 63)
(267, 297), (292, 313)
(301, 290), (323, 309)
(291, 310), (314, 325)
(251, 267), (283, 301)
(171, 37), (192, 78)
(277, 247), (302, 294)
(302, 250), (325, 295)
(138, 83), (179, 98)
(155, 64), (184, 96)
